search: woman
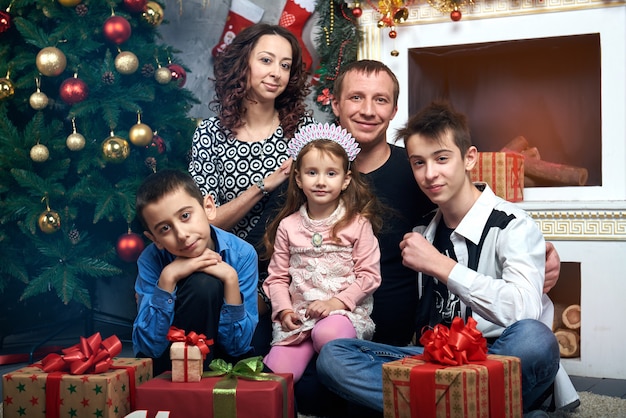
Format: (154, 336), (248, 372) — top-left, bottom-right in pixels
(188, 23), (314, 354)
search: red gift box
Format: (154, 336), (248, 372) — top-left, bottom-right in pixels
(135, 359), (294, 418)
(383, 354), (522, 418)
(383, 318), (522, 418)
(470, 152), (524, 202)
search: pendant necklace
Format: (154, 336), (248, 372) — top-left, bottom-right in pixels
(312, 232), (323, 247)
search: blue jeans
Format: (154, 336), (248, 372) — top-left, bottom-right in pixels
(317, 319), (559, 413)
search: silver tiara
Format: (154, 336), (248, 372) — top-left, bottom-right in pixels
(287, 123), (361, 162)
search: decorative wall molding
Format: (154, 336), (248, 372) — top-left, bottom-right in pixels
(528, 210), (626, 241)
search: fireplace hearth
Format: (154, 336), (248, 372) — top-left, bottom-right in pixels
(356, 2), (626, 379)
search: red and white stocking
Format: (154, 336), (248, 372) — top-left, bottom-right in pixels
(279, 0), (317, 72)
(212, 0), (265, 57)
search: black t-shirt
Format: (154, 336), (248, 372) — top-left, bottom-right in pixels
(363, 144), (436, 346)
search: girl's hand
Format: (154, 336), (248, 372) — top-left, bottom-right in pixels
(280, 310), (302, 331)
(306, 298), (346, 319)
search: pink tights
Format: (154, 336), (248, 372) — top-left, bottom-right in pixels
(263, 315), (357, 382)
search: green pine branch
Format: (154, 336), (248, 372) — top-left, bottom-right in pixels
(313, 0), (362, 114)
(0, 0), (197, 311)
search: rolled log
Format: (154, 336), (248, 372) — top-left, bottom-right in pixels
(552, 303), (567, 331)
(524, 158), (589, 186)
(562, 304), (581, 330)
(555, 328), (580, 357)
(501, 136), (529, 152)
(521, 146), (541, 160)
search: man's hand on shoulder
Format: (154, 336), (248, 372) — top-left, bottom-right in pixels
(544, 241), (561, 294)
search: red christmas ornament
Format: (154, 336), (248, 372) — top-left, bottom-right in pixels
(167, 63), (187, 88)
(103, 15), (132, 44)
(450, 9), (462, 21)
(150, 134), (166, 154)
(59, 76), (88, 104)
(389, 30), (397, 39)
(351, 6), (362, 18)
(0, 9), (11, 34)
(116, 232), (145, 263)
(123, 0), (148, 13)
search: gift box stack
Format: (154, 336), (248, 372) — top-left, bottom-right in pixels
(470, 152), (524, 202)
(383, 318), (523, 418)
(134, 326), (294, 417)
(2, 333), (152, 418)
(135, 358), (294, 418)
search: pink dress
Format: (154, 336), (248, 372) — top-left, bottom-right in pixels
(262, 202), (382, 346)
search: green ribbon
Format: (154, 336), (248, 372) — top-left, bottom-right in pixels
(203, 356), (289, 418)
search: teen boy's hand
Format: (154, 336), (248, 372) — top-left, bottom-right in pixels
(400, 232), (456, 285)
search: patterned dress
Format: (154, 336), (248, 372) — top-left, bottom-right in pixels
(263, 202), (382, 346)
(188, 115), (314, 239)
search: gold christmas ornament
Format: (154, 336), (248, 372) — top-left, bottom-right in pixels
(30, 143), (50, 162)
(102, 133), (130, 163)
(0, 76), (15, 100)
(66, 118), (86, 151)
(38, 209), (62, 234)
(36, 47), (67, 77)
(154, 65), (172, 84)
(115, 51), (139, 75)
(66, 132), (86, 151)
(391, 49), (400, 57)
(129, 113), (153, 146)
(30, 91), (49, 110)
(393, 7), (409, 23)
(58, 0), (82, 6)
(142, 1), (164, 26)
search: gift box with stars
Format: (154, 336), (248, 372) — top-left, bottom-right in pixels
(2, 357), (152, 418)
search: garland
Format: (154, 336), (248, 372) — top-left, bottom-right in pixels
(313, 0), (362, 113)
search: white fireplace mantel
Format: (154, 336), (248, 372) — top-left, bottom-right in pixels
(356, 2), (626, 379)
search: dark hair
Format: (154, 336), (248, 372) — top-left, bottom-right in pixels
(395, 101), (472, 156)
(262, 140), (383, 259)
(333, 59), (400, 108)
(210, 23), (311, 140)
(135, 169), (204, 232)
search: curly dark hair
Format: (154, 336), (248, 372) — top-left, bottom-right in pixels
(210, 24), (312, 140)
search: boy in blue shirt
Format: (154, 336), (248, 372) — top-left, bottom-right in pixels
(133, 169), (258, 375)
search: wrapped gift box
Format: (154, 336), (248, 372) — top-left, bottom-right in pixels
(470, 152), (524, 202)
(170, 341), (203, 382)
(2, 357), (152, 418)
(135, 371), (294, 418)
(382, 354), (522, 418)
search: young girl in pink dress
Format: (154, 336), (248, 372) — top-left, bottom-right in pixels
(261, 123), (383, 382)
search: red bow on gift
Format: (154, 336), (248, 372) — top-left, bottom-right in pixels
(39, 332), (122, 375)
(418, 316), (488, 366)
(167, 326), (213, 359)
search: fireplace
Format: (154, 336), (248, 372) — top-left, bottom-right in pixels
(357, 3), (626, 378)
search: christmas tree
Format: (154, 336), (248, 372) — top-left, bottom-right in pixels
(0, 0), (199, 333)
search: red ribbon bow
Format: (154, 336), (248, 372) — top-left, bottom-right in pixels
(38, 332), (122, 375)
(167, 326), (213, 359)
(418, 316), (487, 366)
